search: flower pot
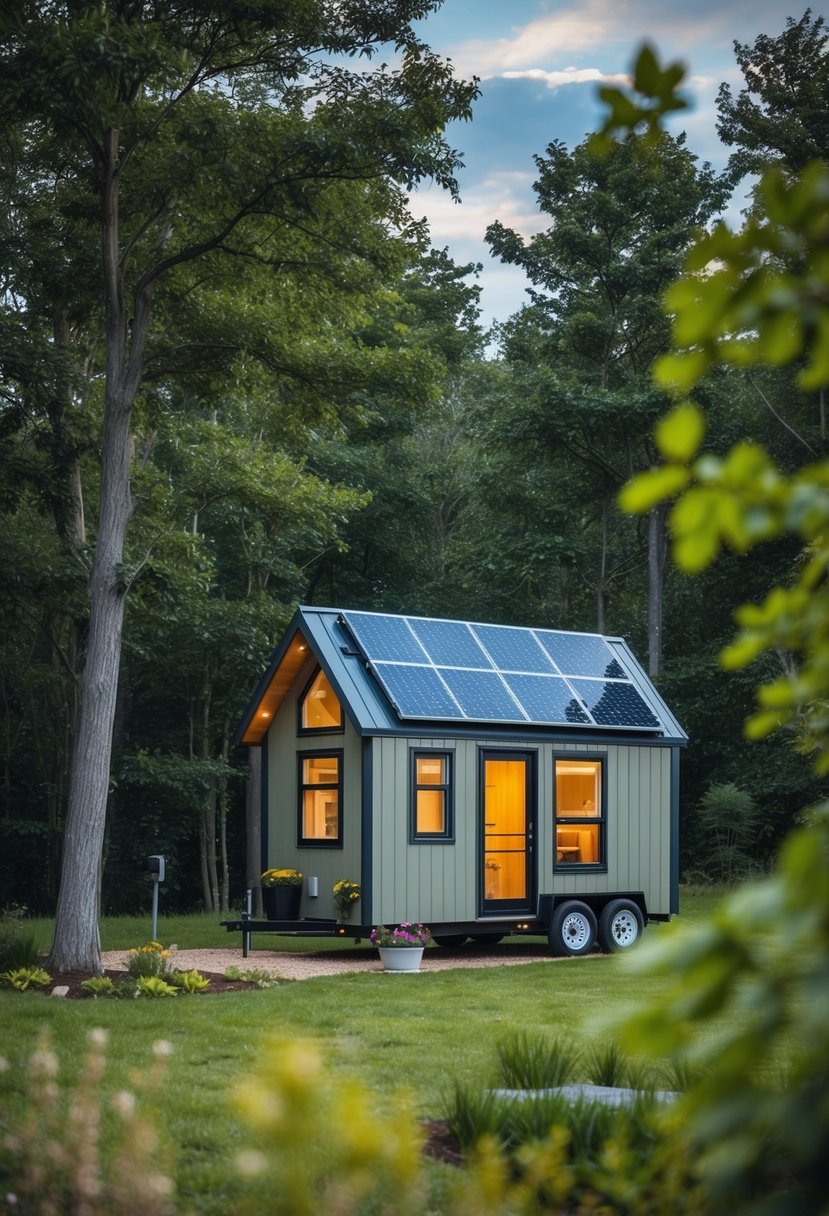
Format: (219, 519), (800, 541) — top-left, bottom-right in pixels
(378, 947), (424, 972)
(263, 885), (301, 920)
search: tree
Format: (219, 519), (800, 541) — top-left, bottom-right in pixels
(486, 132), (726, 670)
(717, 8), (829, 184)
(0, 1), (477, 971)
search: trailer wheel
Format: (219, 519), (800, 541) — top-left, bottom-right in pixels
(432, 934), (468, 947)
(549, 901), (597, 957)
(470, 933), (504, 946)
(597, 899), (644, 953)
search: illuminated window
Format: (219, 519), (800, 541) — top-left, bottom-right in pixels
(554, 757), (604, 866)
(410, 751), (453, 841)
(298, 751), (342, 846)
(299, 669), (343, 733)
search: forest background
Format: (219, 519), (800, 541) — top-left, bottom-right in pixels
(1, 4), (826, 917)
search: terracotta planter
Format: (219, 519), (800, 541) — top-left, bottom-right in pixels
(263, 885), (301, 920)
(378, 947), (424, 972)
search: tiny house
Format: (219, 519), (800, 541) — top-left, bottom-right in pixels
(233, 606), (687, 954)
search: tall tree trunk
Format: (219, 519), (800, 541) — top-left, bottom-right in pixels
(647, 503), (668, 678)
(218, 719), (230, 913)
(48, 128), (153, 972)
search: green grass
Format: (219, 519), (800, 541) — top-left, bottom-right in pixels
(0, 889), (751, 1214)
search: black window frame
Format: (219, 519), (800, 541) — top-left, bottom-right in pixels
(297, 748), (344, 848)
(553, 752), (606, 869)
(409, 749), (455, 843)
(297, 666), (344, 736)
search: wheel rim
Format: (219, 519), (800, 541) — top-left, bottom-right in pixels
(611, 910), (639, 947)
(560, 912), (591, 950)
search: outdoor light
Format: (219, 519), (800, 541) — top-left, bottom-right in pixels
(148, 855), (165, 938)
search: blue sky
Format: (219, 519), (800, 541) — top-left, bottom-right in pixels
(409, 0), (825, 331)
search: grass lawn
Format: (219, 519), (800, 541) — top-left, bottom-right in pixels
(0, 888), (743, 1213)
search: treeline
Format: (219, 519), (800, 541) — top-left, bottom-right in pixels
(1, 8), (827, 914)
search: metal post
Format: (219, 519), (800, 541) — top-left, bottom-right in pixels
(243, 887), (252, 958)
(151, 879), (160, 940)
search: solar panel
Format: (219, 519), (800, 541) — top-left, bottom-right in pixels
(342, 611), (425, 664)
(535, 630), (624, 679)
(340, 611), (663, 732)
(472, 624), (557, 673)
(503, 674), (590, 724)
(438, 668), (527, 722)
(570, 679), (660, 729)
(410, 617), (492, 669)
(372, 663), (462, 719)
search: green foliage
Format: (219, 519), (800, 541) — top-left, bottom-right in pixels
(170, 968), (210, 994)
(0, 965), (51, 991)
(0, 909), (39, 972)
(494, 1031), (580, 1090)
(222, 965), (278, 988)
(80, 976), (117, 998)
(695, 782), (762, 884)
(136, 975), (179, 999)
(601, 24), (829, 1213)
(590, 43), (689, 154)
(583, 1041), (630, 1088)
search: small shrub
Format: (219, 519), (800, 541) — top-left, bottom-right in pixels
(170, 968), (209, 993)
(81, 977), (117, 998)
(113, 976), (140, 999)
(223, 966), (278, 988)
(127, 941), (172, 979)
(495, 1030), (579, 1089)
(136, 975), (178, 998)
(0, 966), (52, 991)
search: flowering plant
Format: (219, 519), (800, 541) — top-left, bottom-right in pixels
(332, 879), (361, 915)
(261, 868), (302, 888)
(370, 922), (431, 949)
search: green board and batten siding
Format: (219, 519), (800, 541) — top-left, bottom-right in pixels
(265, 656), (363, 921)
(370, 736), (673, 925)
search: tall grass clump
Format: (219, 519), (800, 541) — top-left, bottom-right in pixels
(0, 1028), (175, 1214)
(0, 906), (40, 972)
(495, 1030), (580, 1089)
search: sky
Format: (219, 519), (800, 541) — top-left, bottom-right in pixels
(408, 0), (826, 333)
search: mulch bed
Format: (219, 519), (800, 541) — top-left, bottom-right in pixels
(48, 969), (257, 998)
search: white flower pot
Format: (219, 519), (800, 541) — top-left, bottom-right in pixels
(378, 947), (424, 972)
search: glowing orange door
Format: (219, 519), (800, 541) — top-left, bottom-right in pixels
(481, 753), (534, 912)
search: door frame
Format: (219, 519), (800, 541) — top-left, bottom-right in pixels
(478, 748), (537, 916)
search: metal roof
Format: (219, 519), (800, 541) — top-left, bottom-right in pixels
(234, 606), (688, 746)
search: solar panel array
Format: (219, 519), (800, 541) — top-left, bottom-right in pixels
(340, 611), (662, 731)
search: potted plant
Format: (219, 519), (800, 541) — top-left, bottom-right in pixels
(332, 879), (361, 921)
(260, 868), (303, 920)
(370, 922), (431, 972)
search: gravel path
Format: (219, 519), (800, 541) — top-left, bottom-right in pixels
(101, 941), (579, 981)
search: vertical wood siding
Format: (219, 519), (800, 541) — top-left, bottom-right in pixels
(265, 660), (363, 920)
(371, 737), (673, 924)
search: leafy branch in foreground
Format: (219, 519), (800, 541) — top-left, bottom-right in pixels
(588, 28), (829, 1212)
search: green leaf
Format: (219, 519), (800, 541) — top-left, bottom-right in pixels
(655, 403), (705, 462)
(619, 465), (689, 514)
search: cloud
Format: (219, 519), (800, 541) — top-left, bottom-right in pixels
(502, 67), (630, 89)
(413, 170), (546, 247)
(451, 3), (628, 78)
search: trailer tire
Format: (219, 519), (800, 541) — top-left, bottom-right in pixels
(433, 934), (468, 947)
(597, 899), (644, 953)
(549, 901), (597, 957)
(470, 933), (504, 946)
